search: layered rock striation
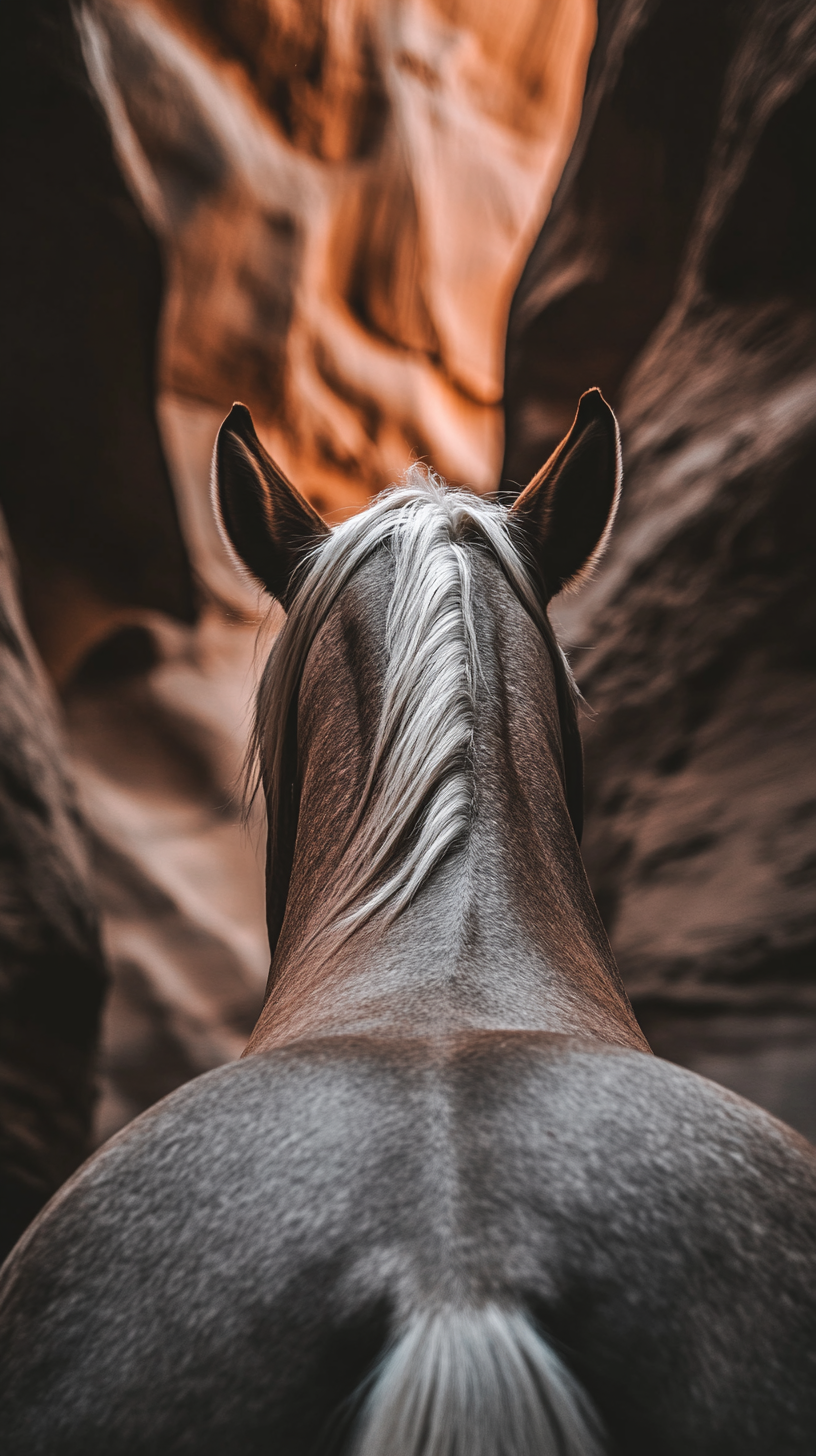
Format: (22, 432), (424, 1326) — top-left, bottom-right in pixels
(88, 0), (595, 513)
(0, 509), (107, 1262)
(504, 0), (816, 1137)
(0, 0), (196, 686)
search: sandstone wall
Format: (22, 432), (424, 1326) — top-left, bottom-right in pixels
(0, 1), (196, 686)
(0, 506), (107, 1261)
(89, 0), (595, 513)
(504, 0), (816, 1139)
(0, 0), (205, 1258)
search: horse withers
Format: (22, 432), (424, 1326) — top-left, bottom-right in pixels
(1, 391), (814, 1453)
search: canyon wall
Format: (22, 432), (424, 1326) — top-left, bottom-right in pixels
(504, 0), (816, 1138)
(89, 0), (594, 513)
(0, 0), (199, 1257)
(0, 1), (196, 686)
(0, 506), (107, 1261)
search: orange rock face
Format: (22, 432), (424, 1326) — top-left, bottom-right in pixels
(87, 0), (594, 514)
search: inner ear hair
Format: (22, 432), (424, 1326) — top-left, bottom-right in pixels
(510, 388), (622, 599)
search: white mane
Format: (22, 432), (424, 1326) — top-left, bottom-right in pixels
(252, 466), (573, 946)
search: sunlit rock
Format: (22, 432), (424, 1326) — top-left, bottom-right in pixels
(85, 0), (594, 513)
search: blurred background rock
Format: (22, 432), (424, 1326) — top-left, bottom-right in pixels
(1, 0), (814, 1251)
(504, 0), (816, 1140)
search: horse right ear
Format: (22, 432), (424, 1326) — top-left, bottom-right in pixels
(510, 388), (621, 600)
(213, 403), (329, 607)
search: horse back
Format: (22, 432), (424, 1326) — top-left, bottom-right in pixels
(1, 1032), (815, 1454)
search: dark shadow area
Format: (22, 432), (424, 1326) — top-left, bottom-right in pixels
(706, 75), (816, 302)
(503, 0), (738, 486)
(0, 0), (196, 683)
(503, 0), (816, 1142)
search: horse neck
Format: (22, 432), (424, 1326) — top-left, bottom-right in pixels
(246, 552), (646, 1055)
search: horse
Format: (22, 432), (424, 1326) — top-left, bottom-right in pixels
(1, 389), (815, 1455)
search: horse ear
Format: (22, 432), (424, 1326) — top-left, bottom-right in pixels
(510, 388), (621, 599)
(213, 403), (329, 606)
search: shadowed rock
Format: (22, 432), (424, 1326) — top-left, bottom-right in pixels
(0, 509), (107, 1262)
(0, 0), (207, 1256)
(0, 0), (196, 685)
(503, 0), (816, 1138)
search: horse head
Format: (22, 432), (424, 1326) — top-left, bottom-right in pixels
(212, 391), (638, 1054)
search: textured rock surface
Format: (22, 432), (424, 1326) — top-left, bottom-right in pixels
(0, 0), (273, 1162)
(87, 0), (594, 512)
(0, 1), (196, 685)
(63, 394), (271, 1145)
(65, 609), (270, 1143)
(0, 509), (107, 1261)
(503, 0), (816, 1138)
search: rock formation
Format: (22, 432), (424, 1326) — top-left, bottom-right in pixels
(0, 508), (107, 1262)
(87, 0), (595, 513)
(504, 0), (816, 1138)
(0, 0), (196, 686)
(64, 608), (271, 1143)
(0, 0), (202, 1239)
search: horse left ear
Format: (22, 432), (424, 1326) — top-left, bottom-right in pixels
(213, 403), (329, 607)
(510, 388), (621, 599)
